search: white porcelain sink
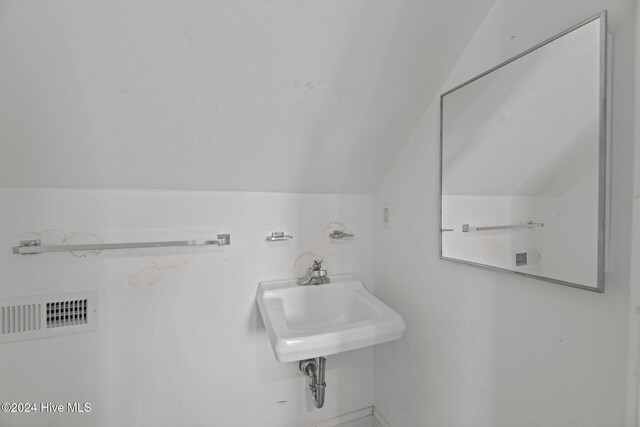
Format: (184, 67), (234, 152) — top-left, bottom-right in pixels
(256, 274), (405, 362)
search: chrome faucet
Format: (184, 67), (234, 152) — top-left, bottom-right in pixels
(296, 259), (330, 286)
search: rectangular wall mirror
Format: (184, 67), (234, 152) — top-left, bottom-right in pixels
(439, 12), (607, 292)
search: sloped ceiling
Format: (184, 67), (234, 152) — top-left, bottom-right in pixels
(0, 0), (495, 193)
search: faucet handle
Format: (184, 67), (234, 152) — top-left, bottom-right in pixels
(311, 259), (323, 270)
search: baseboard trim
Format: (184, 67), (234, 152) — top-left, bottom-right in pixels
(309, 406), (374, 427)
(372, 408), (391, 427)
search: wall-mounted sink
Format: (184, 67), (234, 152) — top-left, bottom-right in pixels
(256, 274), (405, 362)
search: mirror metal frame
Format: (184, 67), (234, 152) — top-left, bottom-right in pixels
(438, 11), (607, 293)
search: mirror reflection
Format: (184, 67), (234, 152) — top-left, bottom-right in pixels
(440, 14), (606, 291)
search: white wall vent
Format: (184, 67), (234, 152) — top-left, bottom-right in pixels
(46, 299), (88, 328)
(1, 303), (41, 334)
(513, 247), (541, 271)
(515, 252), (528, 267)
(0, 291), (97, 343)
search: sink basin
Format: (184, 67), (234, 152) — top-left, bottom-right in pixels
(256, 274), (405, 362)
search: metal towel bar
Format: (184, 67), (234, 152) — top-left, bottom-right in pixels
(12, 234), (231, 255)
(461, 222), (543, 233)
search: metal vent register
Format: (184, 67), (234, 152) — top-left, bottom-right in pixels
(515, 252), (528, 267)
(47, 299), (88, 328)
(0, 291), (97, 343)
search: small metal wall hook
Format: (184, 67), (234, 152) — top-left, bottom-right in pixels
(329, 230), (354, 239)
(266, 231), (293, 242)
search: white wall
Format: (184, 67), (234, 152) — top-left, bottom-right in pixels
(626, 2), (640, 424)
(0, 0), (495, 194)
(0, 188), (375, 427)
(373, 1), (636, 426)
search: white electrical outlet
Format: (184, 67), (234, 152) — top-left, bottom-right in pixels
(382, 202), (392, 229)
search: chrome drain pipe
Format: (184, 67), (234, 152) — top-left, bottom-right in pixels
(299, 357), (326, 408)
